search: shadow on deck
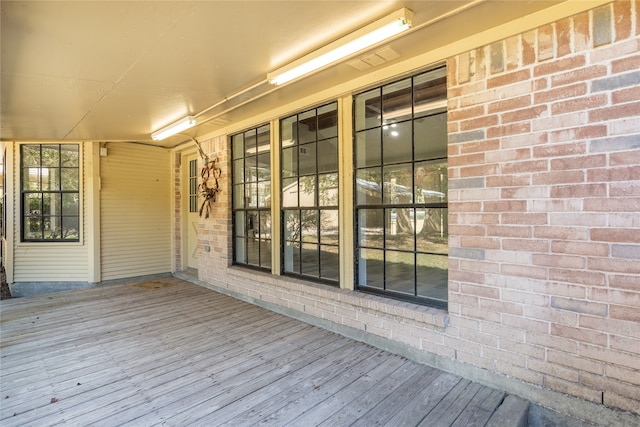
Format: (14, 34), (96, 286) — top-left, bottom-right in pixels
(1, 276), (531, 426)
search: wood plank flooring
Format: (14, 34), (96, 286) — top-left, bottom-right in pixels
(1, 277), (507, 426)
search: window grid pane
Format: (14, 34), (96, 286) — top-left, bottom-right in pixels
(354, 66), (448, 308)
(281, 102), (339, 286)
(232, 125), (272, 271)
(20, 144), (80, 242)
(189, 159), (198, 213)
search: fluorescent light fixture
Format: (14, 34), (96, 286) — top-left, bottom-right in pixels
(268, 8), (413, 86)
(151, 116), (197, 141)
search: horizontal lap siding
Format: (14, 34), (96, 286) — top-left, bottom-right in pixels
(13, 143), (89, 282)
(13, 246), (89, 281)
(101, 143), (171, 281)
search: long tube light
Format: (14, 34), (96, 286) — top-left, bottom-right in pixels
(268, 8), (413, 86)
(151, 116), (197, 141)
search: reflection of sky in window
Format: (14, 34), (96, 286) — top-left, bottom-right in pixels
(29, 167), (48, 177)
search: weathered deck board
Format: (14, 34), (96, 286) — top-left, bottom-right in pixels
(94, 324), (326, 426)
(349, 367), (451, 426)
(151, 337), (359, 425)
(284, 354), (412, 426)
(195, 342), (381, 426)
(1, 276), (510, 426)
(451, 388), (506, 427)
(385, 372), (463, 427)
(244, 349), (398, 426)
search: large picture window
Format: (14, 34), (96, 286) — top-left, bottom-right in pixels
(232, 124), (272, 270)
(281, 102), (339, 284)
(354, 67), (448, 308)
(21, 144), (80, 242)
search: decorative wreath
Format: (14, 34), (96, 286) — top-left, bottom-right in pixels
(189, 136), (222, 219)
(198, 156), (221, 218)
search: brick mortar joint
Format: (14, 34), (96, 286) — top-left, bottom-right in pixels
(226, 266), (448, 330)
(450, 0), (639, 89)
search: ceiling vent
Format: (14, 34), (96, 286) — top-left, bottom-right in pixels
(347, 46), (401, 71)
(208, 117), (231, 126)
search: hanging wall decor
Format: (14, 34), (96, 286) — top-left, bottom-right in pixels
(198, 155), (221, 218)
(189, 136), (222, 218)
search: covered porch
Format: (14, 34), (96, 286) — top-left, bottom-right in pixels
(1, 277), (526, 426)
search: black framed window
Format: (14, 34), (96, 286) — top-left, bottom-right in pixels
(232, 124), (272, 270)
(189, 158), (198, 213)
(21, 144), (80, 242)
(281, 102), (339, 284)
(354, 67), (448, 308)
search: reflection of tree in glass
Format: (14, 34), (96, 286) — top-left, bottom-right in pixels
(23, 144), (79, 240)
(415, 163), (447, 243)
(286, 210), (324, 243)
(299, 176), (315, 201)
(318, 173), (338, 206)
(286, 174), (337, 243)
(357, 161), (447, 250)
(385, 165), (413, 236)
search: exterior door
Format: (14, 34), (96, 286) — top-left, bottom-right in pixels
(183, 153), (199, 270)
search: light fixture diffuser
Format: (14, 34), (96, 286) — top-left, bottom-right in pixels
(268, 8), (413, 86)
(151, 116), (197, 141)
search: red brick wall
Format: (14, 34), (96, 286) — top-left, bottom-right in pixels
(448, 0), (640, 413)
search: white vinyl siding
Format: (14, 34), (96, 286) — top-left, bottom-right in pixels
(13, 143), (88, 282)
(100, 143), (171, 281)
(13, 244), (89, 281)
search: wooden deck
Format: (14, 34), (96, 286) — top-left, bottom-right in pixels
(1, 276), (510, 426)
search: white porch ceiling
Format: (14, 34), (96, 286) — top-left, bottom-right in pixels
(1, 1), (562, 147)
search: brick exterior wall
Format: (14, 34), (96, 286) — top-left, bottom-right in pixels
(448, 0), (640, 414)
(197, 136), (233, 279)
(173, 152), (182, 271)
(185, 1), (639, 418)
